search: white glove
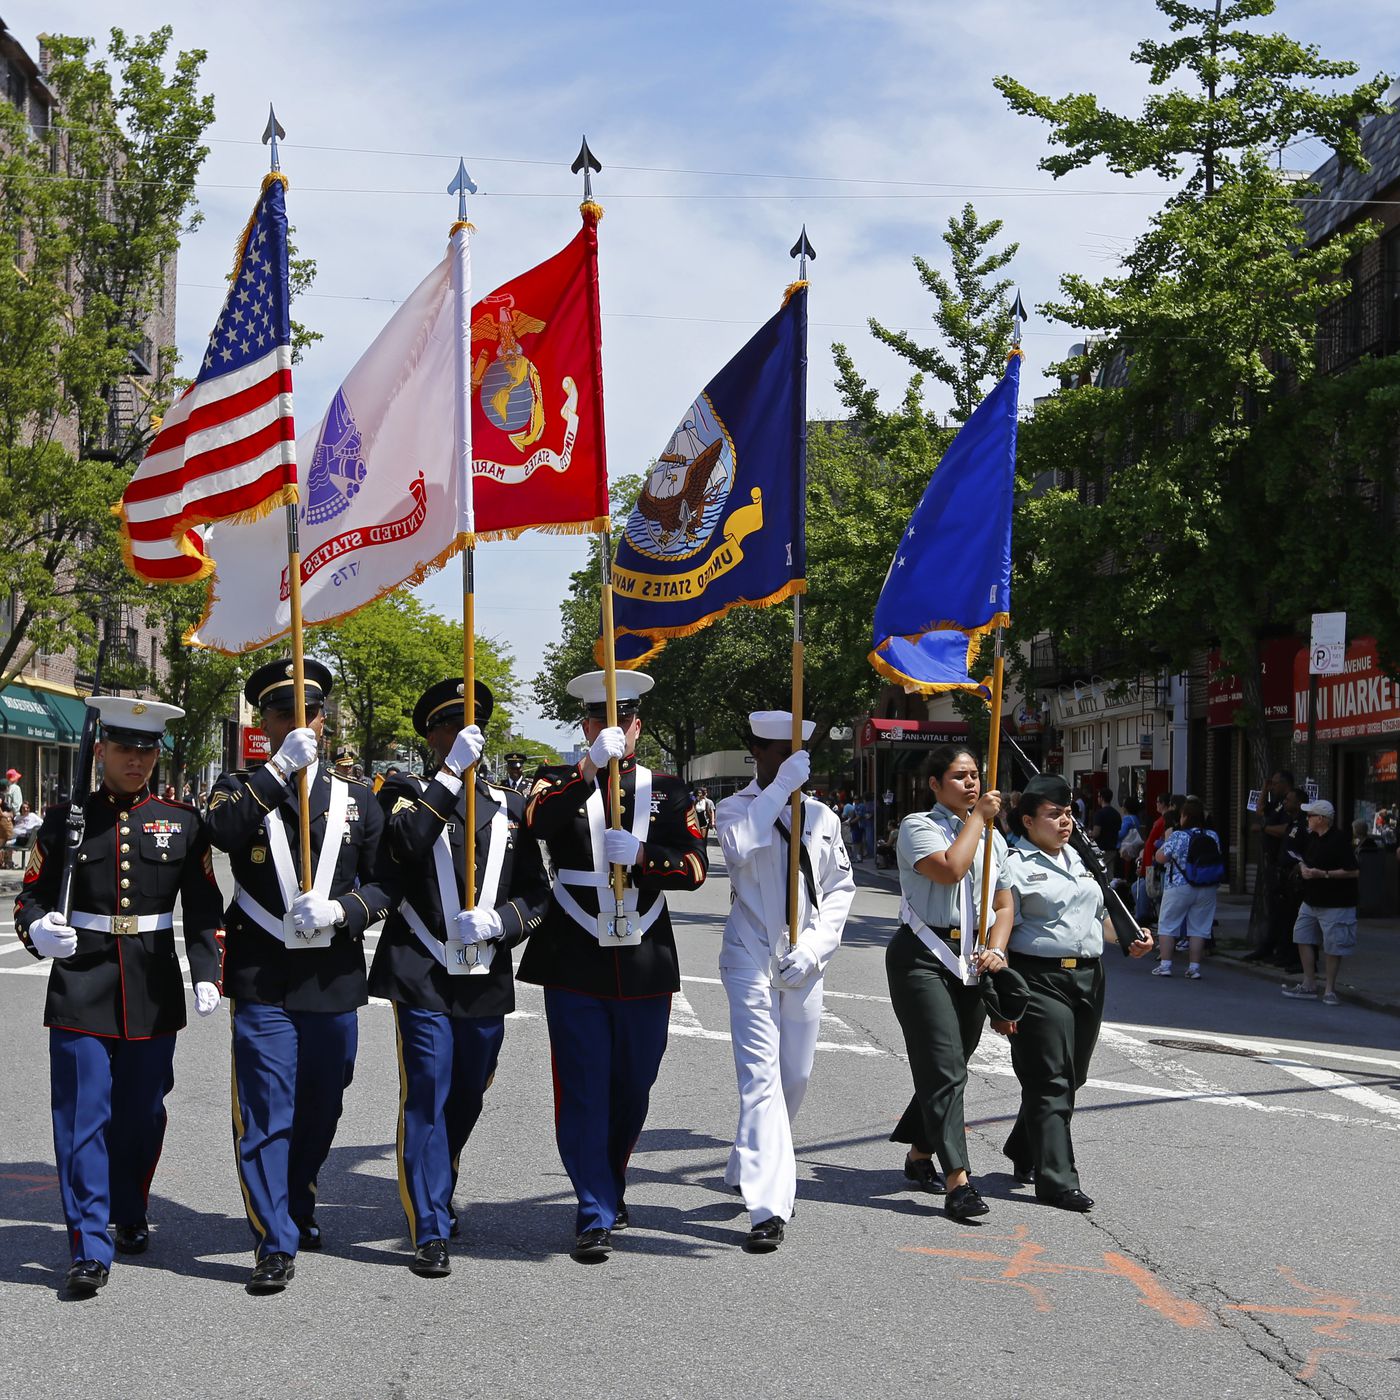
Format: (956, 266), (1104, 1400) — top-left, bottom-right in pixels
(272, 727), (318, 777)
(289, 892), (345, 934)
(454, 907), (503, 944)
(587, 726), (626, 768)
(443, 725), (485, 778)
(29, 912), (77, 959)
(776, 941), (820, 987)
(603, 828), (643, 867)
(194, 982), (220, 1017)
(773, 750), (811, 797)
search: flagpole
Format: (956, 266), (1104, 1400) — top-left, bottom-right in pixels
(573, 138), (628, 929)
(975, 292), (1024, 949)
(263, 106), (313, 893)
(449, 160), (479, 910)
(786, 226), (815, 946)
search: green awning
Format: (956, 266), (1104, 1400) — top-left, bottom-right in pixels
(0, 685), (62, 742)
(38, 690), (88, 743)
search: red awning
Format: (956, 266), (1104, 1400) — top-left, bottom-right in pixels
(860, 717), (970, 748)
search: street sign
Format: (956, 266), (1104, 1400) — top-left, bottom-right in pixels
(1310, 612), (1347, 675)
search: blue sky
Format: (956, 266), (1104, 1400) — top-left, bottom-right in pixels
(9, 1), (1396, 746)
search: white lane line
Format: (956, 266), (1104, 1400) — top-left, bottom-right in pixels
(668, 988), (731, 1042)
(681, 973), (894, 1004)
(1102, 1020), (1400, 1074)
(1263, 1057), (1400, 1120)
(1096, 1026), (1270, 1114)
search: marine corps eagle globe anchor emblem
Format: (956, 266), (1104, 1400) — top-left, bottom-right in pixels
(472, 292), (548, 450)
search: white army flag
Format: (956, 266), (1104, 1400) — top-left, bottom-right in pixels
(188, 229), (471, 653)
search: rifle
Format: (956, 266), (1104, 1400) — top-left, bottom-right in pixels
(1000, 731), (1146, 958)
(56, 640), (107, 923)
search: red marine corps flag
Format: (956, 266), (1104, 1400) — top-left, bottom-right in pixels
(467, 205), (609, 541)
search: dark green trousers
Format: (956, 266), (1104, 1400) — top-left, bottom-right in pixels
(886, 924), (986, 1176)
(1003, 957), (1104, 1199)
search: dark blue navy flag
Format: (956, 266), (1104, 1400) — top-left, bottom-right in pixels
(869, 353), (1020, 693)
(601, 286), (808, 668)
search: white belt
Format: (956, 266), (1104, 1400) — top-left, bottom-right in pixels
(554, 868), (665, 940)
(234, 887), (290, 942)
(901, 898), (978, 986)
(70, 911), (174, 937)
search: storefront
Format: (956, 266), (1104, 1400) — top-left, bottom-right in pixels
(855, 718), (972, 824)
(1052, 675), (1170, 807)
(1292, 637), (1400, 827)
(0, 682), (87, 811)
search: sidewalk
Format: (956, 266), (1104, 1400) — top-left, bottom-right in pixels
(851, 857), (1400, 1019)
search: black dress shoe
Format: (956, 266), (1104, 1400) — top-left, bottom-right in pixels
(612, 1202), (629, 1231)
(1042, 1188), (1094, 1212)
(409, 1240), (451, 1278)
(1011, 1162), (1035, 1185)
(902, 1154), (947, 1194)
(113, 1223), (149, 1255)
(945, 1184), (990, 1220)
(572, 1228), (612, 1262)
(744, 1217), (785, 1253)
(295, 1218), (321, 1251)
(246, 1252), (296, 1295)
(66, 1260), (109, 1296)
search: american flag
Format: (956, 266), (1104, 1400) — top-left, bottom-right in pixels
(117, 174), (297, 583)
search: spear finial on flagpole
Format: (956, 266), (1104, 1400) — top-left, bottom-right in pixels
(572, 135), (602, 205)
(791, 225), (816, 281)
(1010, 290), (1028, 355)
(449, 158), (477, 226)
(262, 104), (285, 174)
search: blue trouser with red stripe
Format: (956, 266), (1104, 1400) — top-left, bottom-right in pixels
(543, 988), (671, 1235)
(393, 1005), (505, 1246)
(230, 1001), (358, 1259)
(50, 1028), (176, 1267)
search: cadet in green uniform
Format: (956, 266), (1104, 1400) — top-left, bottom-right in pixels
(989, 775), (1153, 1210)
(886, 744), (1012, 1221)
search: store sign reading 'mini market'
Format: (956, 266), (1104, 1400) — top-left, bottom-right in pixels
(1292, 638), (1400, 743)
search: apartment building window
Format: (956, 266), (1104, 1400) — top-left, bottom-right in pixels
(148, 634), (158, 676)
(125, 626), (138, 662)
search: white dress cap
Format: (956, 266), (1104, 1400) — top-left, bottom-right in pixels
(566, 669), (656, 706)
(749, 710), (815, 741)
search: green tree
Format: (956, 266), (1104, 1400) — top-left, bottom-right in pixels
(865, 203), (1019, 425)
(0, 26), (213, 684)
(310, 594), (520, 768)
(998, 0), (1400, 794)
(995, 0), (1386, 196)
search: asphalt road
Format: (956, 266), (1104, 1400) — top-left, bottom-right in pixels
(1, 847), (1397, 1400)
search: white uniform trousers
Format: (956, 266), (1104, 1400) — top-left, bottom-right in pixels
(720, 963), (824, 1226)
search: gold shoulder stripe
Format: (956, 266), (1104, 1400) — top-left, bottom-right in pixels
(391, 796), (417, 815)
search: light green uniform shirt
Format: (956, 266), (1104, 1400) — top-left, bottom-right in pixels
(1002, 841), (1106, 958)
(896, 803), (1009, 932)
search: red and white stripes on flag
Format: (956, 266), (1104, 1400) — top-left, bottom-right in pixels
(116, 173), (298, 584)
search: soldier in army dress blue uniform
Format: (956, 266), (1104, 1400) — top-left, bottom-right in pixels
(15, 697), (224, 1296)
(519, 670), (707, 1261)
(204, 658), (389, 1295)
(370, 678), (551, 1277)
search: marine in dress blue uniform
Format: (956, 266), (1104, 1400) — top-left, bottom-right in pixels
(204, 658), (390, 1294)
(369, 679), (550, 1277)
(14, 697), (224, 1296)
(517, 670), (707, 1260)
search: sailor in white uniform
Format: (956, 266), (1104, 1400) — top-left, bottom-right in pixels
(715, 711), (855, 1251)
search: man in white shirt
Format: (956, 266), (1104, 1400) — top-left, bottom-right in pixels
(715, 710), (855, 1252)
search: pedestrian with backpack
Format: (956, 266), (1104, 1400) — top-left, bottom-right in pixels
(1150, 797), (1224, 980)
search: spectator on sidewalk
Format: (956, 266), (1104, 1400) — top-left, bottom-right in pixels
(1151, 797), (1224, 980)
(1116, 795), (1144, 878)
(1266, 789), (1308, 973)
(9, 802), (41, 856)
(1283, 799), (1357, 1007)
(1090, 788), (1121, 858)
(1136, 793), (1171, 921)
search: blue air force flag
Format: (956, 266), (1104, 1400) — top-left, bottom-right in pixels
(602, 286), (808, 668)
(869, 353), (1020, 693)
